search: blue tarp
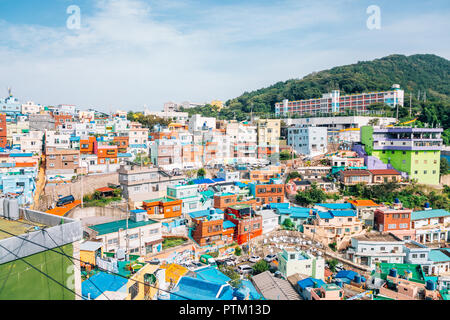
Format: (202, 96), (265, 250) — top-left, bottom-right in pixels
(315, 203), (353, 210)
(223, 220), (236, 229)
(193, 178), (216, 184)
(297, 278), (326, 290)
(81, 272), (128, 300)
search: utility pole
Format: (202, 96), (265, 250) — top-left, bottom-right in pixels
(409, 94), (412, 118)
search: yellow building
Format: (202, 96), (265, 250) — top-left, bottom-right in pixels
(256, 119), (281, 158)
(210, 100), (224, 110)
(79, 241), (103, 267)
(126, 263), (160, 300)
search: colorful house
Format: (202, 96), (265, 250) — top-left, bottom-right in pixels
(224, 204), (262, 245)
(142, 197), (183, 219)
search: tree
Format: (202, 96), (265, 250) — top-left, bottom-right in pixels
(252, 260), (270, 275)
(327, 259), (339, 272)
(234, 246), (242, 256)
(219, 266), (242, 288)
(197, 168), (206, 178)
(295, 182), (327, 206)
(282, 218), (295, 230)
(441, 158), (450, 176)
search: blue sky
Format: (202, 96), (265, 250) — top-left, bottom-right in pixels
(0, 0), (449, 112)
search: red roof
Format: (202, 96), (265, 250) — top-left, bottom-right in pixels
(368, 169), (401, 175)
(96, 187), (114, 193)
(340, 170), (371, 176)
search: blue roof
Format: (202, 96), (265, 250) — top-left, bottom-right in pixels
(81, 272), (128, 300)
(297, 278), (326, 290)
(70, 136), (80, 141)
(269, 203), (290, 209)
(193, 178), (216, 184)
(118, 153), (132, 157)
(277, 207), (311, 218)
(223, 220), (236, 229)
(195, 267), (231, 285)
(335, 270), (365, 282)
(212, 178), (225, 183)
(329, 210), (357, 217)
(318, 211), (333, 219)
(429, 249), (450, 263)
(315, 203), (353, 210)
(411, 209), (450, 221)
(129, 144), (147, 148)
(234, 182), (247, 188)
(9, 153), (33, 157)
(130, 209), (146, 214)
(170, 276), (231, 300)
(188, 208), (224, 219)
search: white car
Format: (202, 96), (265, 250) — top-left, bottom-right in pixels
(248, 255), (261, 263)
(237, 264), (253, 275)
(264, 254), (277, 263)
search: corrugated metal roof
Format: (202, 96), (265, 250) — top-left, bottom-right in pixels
(252, 271), (301, 300)
(411, 209), (450, 221)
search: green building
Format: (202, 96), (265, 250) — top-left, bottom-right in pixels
(0, 208), (83, 300)
(361, 126), (443, 185)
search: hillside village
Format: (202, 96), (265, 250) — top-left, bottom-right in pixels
(0, 82), (449, 301)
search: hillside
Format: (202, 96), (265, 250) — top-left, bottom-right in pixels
(224, 54), (450, 116)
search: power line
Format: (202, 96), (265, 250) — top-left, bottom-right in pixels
(42, 229), (110, 300)
(0, 228), (192, 300)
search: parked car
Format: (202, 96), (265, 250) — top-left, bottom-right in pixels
(237, 264), (253, 275)
(274, 271), (283, 278)
(248, 255), (261, 263)
(147, 258), (161, 265)
(224, 260), (236, 267)
(264, 254), (277, 263)
(56, 195), (75, 207)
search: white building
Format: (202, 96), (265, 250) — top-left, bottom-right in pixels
(259, 209), (279, 234)
(45, 130), (71, 149)
(277, 248), (325, 280)
(12, 130), (44, 154)
(346, 233), (406, 269)
(287, 125), (328, 157)
(21, 101), (42, 115)
(188, 114), (216, 132)
(217, 169), (240, 182)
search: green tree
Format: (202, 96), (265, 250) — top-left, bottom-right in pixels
(197, 168), (206, 178)
(252, 260), (270, 275)
(234, 246), (242, 256)
(282, 218), (295, 230)
(219, 266), (242, 288)
(327, 259), (339, 272)
(295, 182), (327, 206)
(441, 158), (450, 176)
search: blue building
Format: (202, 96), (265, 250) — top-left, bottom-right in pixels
(1, 90), (21, 120)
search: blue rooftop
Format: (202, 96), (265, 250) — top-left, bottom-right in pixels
(318, 211), (333, 219)
(193, 178), (216, 184)
(129, 144), (147, 148)
(329, 210), (357, 217)
(269, 203), (290, 210)
(81, 272), (128, 300)
(188, 208), (224, 219)
(234, 182), (247, 188)
(70, 136), (80, 142)
(315, 203), (353, 210)
(277, 207), (311, 218)
(195, 266), (231, 285)
(170, 276), (232, 300)
(212, 178), (225, 183)
(411, 209), (450, 221)
(118, 153), (132, 157)
(297, 278), (326, 290)
(429, 249), (450, 263)
(223, 220), (236, 229)
(9, 153), (33, 157)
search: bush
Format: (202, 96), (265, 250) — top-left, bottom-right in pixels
(328, 242), (337, 252)
(252, 260), (270, 275)
(234, 246), (242, 256)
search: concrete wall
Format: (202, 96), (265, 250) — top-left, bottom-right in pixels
(441, 174), (450, 185)
(41, 172), (119, 210)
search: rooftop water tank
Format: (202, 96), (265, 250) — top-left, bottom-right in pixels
(354, 274), (362, 284)
(394, 198), (400, 204)
(426, 280), (436, 291)
(3, 198), (9, 219)
(425, 202), (430, 208)
(8, 198), (19, 221)
(389, 268), (398, 278)
(0, 197), (4, 218)
(335, 279), (343, 288)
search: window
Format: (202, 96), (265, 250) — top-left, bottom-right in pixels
(129, 233), (138, 240)
(388, 224), (397, 229)
(420, 254), (426, 258)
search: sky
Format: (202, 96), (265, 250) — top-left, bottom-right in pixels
(0, 0), (449, 112)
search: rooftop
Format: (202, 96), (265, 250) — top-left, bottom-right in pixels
(368, 169), (401, 175)
(315, 203), (354, 210)
(353, 232), (402, 242)
(348, 200), (381, 207)
(143, 197), (179, 204)
(340, 170), (371, 176)
(88, 218), (159, 235)
(0, 218), (45, 240)
(411, 209), (450, 221)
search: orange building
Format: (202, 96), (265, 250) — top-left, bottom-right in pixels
(97, 145), (118, 164)
(142, 196), (182, 219)
(80, 136), (97, 154)
(250, 182), (285, 206)
(213, 193), (256, 211)
(52, 112), (73, 129)
(113, 136), (129, 153)
(224, 205), (262, 245)
(374, 205), (414, 240)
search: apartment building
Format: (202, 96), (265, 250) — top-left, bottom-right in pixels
(97, 145), (118, 165)
(411, 208), (450, 244)
(361, 126), (443, 185)
(213, 193), (256, 211)
(190, 209), (235, 247)
(339, 170), (371, 185)
(275, 84), (404, 116)
(0, 114), (8, 148)
(12, 130), (44, 154)
(21, 101), (42, 115)
(373, 203), (414, 241)
(256, 119), (281, 159)
(45, 147), (80, 171)
(45, 130), (71, 149)
(303, 209), (365, 250)
(287, 125), (328, 156)
(248, 181), (285, 206)
(277, 248), (325, 280)
(224, 204), (262, 245)
(346, 233), (406, 269)
(142, 197), (183, 219)
(118, 165), (185, 203)
(87, 211), (163, 256)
